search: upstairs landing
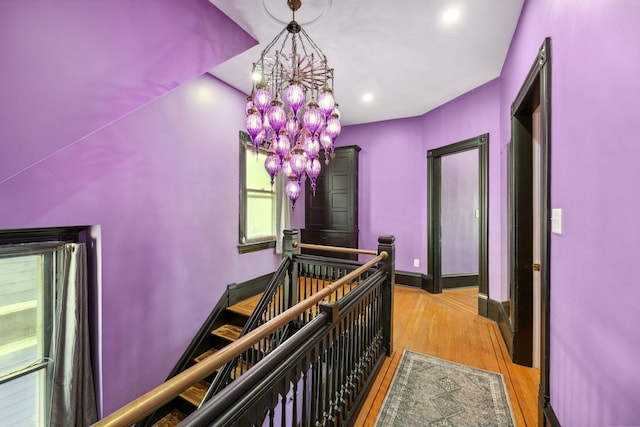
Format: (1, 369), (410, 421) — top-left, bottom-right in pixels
(355, 286), (539, 427)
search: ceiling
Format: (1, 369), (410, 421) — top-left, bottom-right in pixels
(208, 0), (524, 126)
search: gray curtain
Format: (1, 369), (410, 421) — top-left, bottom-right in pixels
(50, 243), (97, 426)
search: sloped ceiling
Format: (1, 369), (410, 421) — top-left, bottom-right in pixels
(0, 0), (256, 183)
(209, 0), (524, 125)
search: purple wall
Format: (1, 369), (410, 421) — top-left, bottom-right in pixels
(500, 0), (640, 424)
(0, 0), (276, 417)
(338, 117), (425, 271)
(342, 0), (640, 424)
(0, 0), (255, 183)
(0, 75), (280, 415)
(441, 149), (479, 275)
(338, 80), (501, 291)
(420, 79), (502, 298)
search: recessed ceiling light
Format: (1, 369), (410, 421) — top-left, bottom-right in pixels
(362, 93), (374, 103)
(442, 7), (461, 25)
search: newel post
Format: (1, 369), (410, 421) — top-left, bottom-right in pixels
(282, 229), (299, 309)
(378, 235), (395, 356)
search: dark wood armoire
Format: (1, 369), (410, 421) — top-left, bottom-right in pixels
(301, 145), (360, 260)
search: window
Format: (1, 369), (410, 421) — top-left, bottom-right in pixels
(0, 247), (55, 426)
(0, 226), (96, 426)
(239, 131), (277, 253)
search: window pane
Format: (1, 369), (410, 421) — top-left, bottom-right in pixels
(245, 149), (273, 191)
(246, 191), (275, 241)
(0, 369), (46, 426)
(0, 256), (38, 305)
(0, 254), (46, 427)
(0, 256), (43, 377)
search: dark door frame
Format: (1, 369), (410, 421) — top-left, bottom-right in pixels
(509, 37), (555, 425)
(427, 134), (489, 316)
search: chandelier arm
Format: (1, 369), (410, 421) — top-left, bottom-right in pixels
(297, 30), (331, 94)
(309, 53), (317, 99)
(330, 69), (335, 92)
(260, 26), (290, 58)
(291, 33), (298, 81)
(276, 32), (293, 90)
(276, 31), (291, 57)
(298, 27), (328, 60)
(297, 32), (312, 62)
(299, 35), (322, 89)
(297, 37), (311, 87)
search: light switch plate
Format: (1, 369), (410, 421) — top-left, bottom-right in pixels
(552, 208), (562, 234)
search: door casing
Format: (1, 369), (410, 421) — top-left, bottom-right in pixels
(508, 37), (552, 424)
(427, 134), (489, 316)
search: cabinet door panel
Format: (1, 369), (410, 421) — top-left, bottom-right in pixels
(332, 193), (348, 209)
(331, 174), (348, 191)
(305, 146), (359, 232)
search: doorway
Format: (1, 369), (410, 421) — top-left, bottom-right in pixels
(507, 37), (552, 423)
(441, 148), (479, 287)
(427, 134), (489, 316)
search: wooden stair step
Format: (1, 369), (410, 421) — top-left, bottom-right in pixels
(227, 293), (263, 317)
(179, 381), (210, 407)
(193, 348), (218, 363)
(212, 324), (243, 342)
(233, 359), (252, 378)
(152, 409), (186, 427)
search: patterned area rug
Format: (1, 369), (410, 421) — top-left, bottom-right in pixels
(375, 350), (515, 427)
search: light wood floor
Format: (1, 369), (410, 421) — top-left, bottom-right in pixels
(354, 285), (539, 427)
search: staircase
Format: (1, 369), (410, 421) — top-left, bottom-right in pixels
(142, 258), (364, 427)
(149, 294), (262, 426)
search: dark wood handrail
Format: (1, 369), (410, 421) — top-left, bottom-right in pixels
(92, 251), (388, 427)
(293, 241), (378, 256)
(203, 256), (291, 400)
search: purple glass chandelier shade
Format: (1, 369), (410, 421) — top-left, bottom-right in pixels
(325, 115), (341, 140)
(304, 136), (320, 160)
(289, 144), (307, 179)
(245, 111), (262, 141)
(245, 98), (256, 116)
(285, 179), (301, 210)
(285, 116), (298, 141)
(319, 130), (332, 150)
(244, 1), (342, 209)
(264, 152), (282, 186)
(302, 102), (324, 136)
(317, 88), (336, 117)
(281, 156), (295, 180)
(285, 82), (305, 114)
(273, 133), (291, 158)
(306, 158), (321, 196)
(266, 98), (287, 133)
(253, 87), (272, 114)
(252, 129), (265, 151)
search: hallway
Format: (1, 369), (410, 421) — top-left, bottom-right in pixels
(355, 285), (539, 426)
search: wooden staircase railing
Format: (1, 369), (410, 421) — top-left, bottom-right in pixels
(92, 232), (395, 427)
(201, 256), (293, 402)
(181, 235), (395, 426)
(199, 233), (385, 407)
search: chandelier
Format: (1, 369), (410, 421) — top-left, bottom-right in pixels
(245, 0), (341, 210)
